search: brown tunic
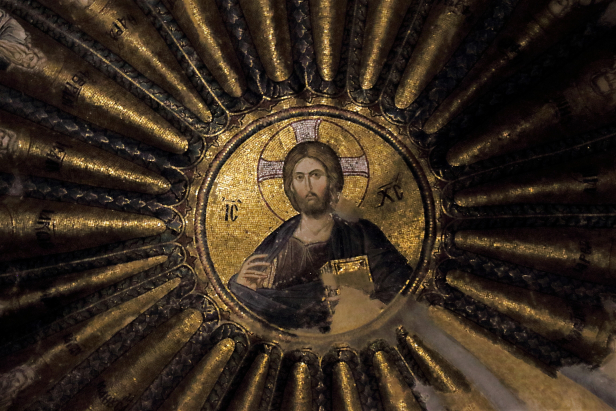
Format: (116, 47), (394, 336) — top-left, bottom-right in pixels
(270, 236), (330, 289)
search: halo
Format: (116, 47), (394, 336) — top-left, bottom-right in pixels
(257, 119), (370, 221)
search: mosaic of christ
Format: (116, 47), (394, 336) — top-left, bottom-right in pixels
(216, 118), (420, 332)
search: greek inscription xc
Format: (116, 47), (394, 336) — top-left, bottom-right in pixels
(376, 174), (403, 207)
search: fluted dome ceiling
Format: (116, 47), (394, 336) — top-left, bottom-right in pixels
(1, 0), (616, 410)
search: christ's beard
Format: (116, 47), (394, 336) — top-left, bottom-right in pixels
(296, 190), (332, 217)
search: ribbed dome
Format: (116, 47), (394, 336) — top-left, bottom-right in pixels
(1, 0), (615, 409)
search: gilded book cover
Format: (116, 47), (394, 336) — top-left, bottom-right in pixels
(320, 255), (374, 296)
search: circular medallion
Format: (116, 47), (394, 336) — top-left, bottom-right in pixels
(196, 106), (435, 334)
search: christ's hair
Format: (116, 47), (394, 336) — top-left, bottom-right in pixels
(282, 141), (344, 212)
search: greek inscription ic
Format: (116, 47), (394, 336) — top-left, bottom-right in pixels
(223, 197), (241, 221)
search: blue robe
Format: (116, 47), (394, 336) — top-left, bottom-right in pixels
(229, 214), (412, 330)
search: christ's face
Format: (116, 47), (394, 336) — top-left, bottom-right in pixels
(291, 157), (331, 216)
